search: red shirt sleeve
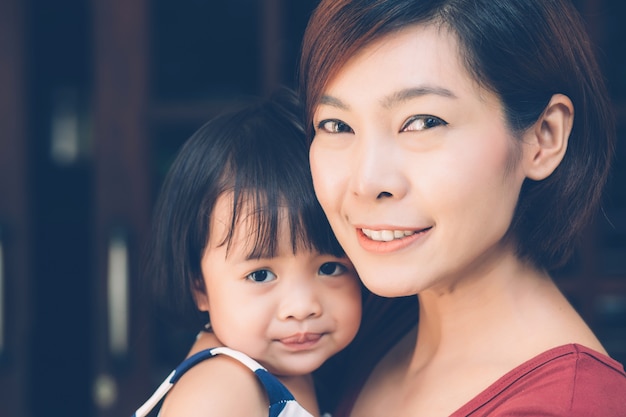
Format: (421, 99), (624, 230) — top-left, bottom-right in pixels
(455, 344), (626, 416)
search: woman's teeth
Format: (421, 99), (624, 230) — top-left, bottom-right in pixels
(362, 228), (415, 242)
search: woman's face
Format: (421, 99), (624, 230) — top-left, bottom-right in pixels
(310, 24), (528, 297)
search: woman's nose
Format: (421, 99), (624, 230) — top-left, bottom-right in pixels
(349, 135), (408, 201)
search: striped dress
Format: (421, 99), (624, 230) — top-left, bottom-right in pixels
(132, 346), (327, 417)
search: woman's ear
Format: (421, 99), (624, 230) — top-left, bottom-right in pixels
(522, 93), (573, 181)
(192, 280), (210, 312)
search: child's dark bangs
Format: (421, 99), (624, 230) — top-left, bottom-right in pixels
(223, 187), (344, 260)
(246, 186), (345, 260)
(228, 188), (309, 260)
(219, 101), (344, 259)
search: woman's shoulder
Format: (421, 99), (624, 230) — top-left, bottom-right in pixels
(453, 343), (626, 416)
(565, 344), (626, 414)
(507, 343), (626, 391)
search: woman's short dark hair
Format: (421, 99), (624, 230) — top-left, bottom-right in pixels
(146, 88), (344, 328)
(299, 0), (615, 270)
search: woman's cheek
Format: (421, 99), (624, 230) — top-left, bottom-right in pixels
(309, 143), (339, 212)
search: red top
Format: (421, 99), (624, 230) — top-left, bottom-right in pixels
(321, 295), (626, 416)
(451, 344), (626, 416)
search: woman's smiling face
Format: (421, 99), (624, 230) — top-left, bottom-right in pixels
(310, 24), (528, 297)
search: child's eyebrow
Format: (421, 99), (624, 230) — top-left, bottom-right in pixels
(245, 252), (272, 261)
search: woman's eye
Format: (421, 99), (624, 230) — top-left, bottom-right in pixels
(317, 119), (354, 134)
(246, 269), (277, 283)
(318, 262), (347, 276)
(401, 115), (447, 132)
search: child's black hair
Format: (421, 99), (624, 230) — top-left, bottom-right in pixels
(145, 88), (344, 328)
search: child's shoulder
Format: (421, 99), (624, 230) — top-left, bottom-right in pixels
(159, 333), (267, 417)
(133, 333), (316, 417)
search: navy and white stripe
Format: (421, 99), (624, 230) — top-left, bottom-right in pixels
(131, 346), (315, 417)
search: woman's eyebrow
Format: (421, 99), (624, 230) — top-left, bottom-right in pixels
(380, 86), (457, 109)
(319, 85), (457, 111)
(319, 94), (350, 110)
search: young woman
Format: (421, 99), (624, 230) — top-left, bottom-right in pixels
(299, 0), (626, 415)
(132, 89), (362, 417)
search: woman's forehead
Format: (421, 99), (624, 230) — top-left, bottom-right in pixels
(318, 25), (483, 111)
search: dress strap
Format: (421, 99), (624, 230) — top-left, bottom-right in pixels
(131, 346), (313, 417)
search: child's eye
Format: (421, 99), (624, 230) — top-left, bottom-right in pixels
(246, 269), (277, 283)
(401, 115), (448, 132)
(318, 262), (348, 276)
(316, 119), (354, 134)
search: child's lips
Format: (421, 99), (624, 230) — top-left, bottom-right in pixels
(279, 332), (323, 345)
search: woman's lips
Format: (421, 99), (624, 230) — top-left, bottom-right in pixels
(356, 226), (431, 253)
(361, 228), (416, 241)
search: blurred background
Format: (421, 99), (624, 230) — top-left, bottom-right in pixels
(0, 0), (624, 416)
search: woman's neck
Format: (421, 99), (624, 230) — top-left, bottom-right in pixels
(411, 251), (562, 368)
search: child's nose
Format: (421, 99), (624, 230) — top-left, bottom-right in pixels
(278, 282), (322, 321)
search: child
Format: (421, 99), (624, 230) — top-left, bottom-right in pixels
(132, 89), (362, 417)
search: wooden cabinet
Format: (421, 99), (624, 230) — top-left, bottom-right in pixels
(0, 1), (30, 416)
(90, 1), (152, 416)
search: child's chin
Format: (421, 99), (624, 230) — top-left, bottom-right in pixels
(269, 359), (325, 377)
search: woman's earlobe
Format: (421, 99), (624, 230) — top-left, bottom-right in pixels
(522, 93), (573, 181)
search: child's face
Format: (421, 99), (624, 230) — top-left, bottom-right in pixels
(195, 194), (362, 377)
